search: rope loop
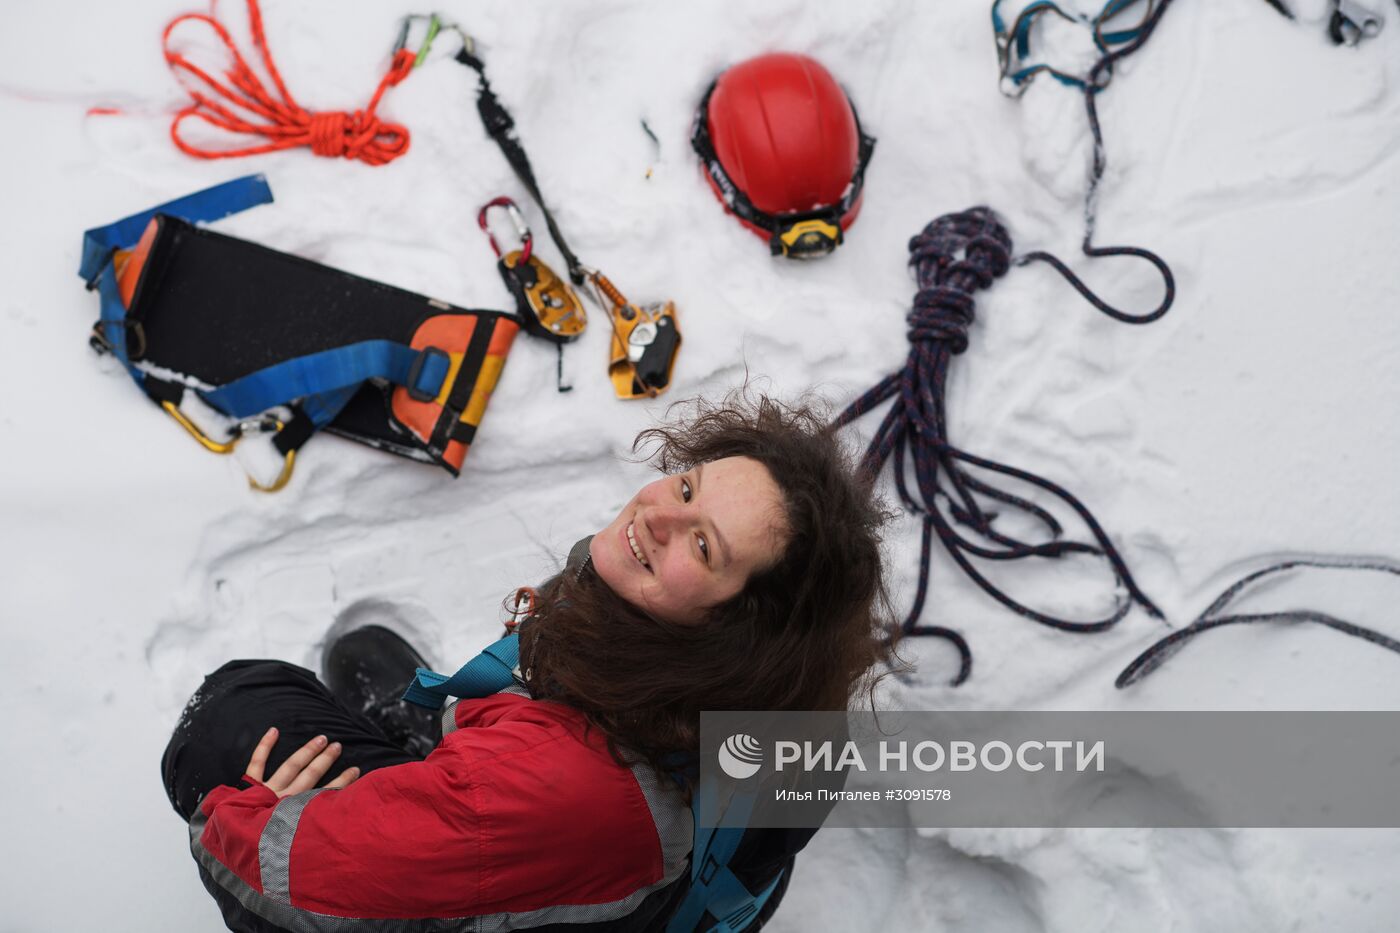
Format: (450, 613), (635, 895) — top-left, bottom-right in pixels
(162, 0), (413, 166)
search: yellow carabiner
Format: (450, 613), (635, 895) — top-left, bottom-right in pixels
(161, 400), (239, 454)
(247, 448), (297, 493)
(159, 401), (298, 492)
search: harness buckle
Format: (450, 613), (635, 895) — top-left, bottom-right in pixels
(89, 319), (147, 359)
(699, 854), (721, 885)
(406, 346), (451, 402)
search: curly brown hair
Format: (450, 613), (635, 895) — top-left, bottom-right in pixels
(519, 390), (901, 777)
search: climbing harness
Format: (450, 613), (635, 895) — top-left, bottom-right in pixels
(1116, 558), (1400, 687)
(479, 196), (586, 392)
(80, 175), (519, 490)
(692, 53), (876, 259)
(402, 629), (779, 932)
(991, 0), (1176, 326)
(162, 0), (414, 165)
(833, 208), (1163, 686)
(400, 14), (682, 399)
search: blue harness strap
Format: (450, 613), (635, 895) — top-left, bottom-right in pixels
(298, 386), (362, 430)
(93, 263), (145, 377)
(82, 174), (275, 382)
(667, 781), (782, 933)
(400, 633), (521, 711)
(79, 174), (274, 284)
(199, 341), (451, 420)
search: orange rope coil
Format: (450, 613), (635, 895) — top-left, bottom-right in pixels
(162, 0), (414, 165)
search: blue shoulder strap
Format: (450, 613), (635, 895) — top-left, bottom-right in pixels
(401, 632), (521, 710)
(667, 780), (783, 933)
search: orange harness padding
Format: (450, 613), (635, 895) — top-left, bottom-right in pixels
(162, 0), (414, 165)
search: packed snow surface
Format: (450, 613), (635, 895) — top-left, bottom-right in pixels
(3, 0), (1400, 930)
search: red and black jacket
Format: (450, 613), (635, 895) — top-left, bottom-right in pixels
(189, 681), (695, 932)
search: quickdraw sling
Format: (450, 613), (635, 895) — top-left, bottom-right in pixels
(991, 0), (1176, 328)
(81, 175), (518, 490)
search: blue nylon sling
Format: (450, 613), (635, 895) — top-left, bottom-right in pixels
(991, 0), (1152, 91)
(79, 174), (274, 284)
(400, 633), (522, 711)
(401, 633), (781, 932)
(199, 342), (450, 420)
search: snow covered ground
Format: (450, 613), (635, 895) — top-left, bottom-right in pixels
(3, 0), (1400, 930)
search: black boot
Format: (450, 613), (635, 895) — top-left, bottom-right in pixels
(322, 625), (441, 759)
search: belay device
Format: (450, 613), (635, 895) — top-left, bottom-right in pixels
(400, 14), (682, 399)
(478, 197), (585, 344)
(80, 175), (519, 490)
(478, 196), (585, 391)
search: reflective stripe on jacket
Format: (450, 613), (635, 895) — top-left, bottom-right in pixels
(190, 688), (694, 931)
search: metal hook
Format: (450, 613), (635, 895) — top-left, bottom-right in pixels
(1329, 0), (1384, 44)
(394, 13), (475, 65)
(89, 319), (147, 359)
(159, 401), (297, 492)
(478, 196), (533, 264)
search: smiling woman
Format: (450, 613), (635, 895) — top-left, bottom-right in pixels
(591, 457), (789, 625)
(524, 392), (900, 765)
(161, 391), (900, 933)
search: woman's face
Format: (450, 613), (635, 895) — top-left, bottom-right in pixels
(591, 456), (788, 625)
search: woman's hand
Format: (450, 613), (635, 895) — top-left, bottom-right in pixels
(245, 727), (360, 798)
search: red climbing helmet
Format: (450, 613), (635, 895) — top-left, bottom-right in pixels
(692, 52), (875, 259)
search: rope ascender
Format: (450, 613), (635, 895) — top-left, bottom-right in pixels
(834, 208), (1164, 686)
(162, 0), (414, 165)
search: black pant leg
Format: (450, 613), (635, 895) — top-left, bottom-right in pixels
(161, 659), (425, 821)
